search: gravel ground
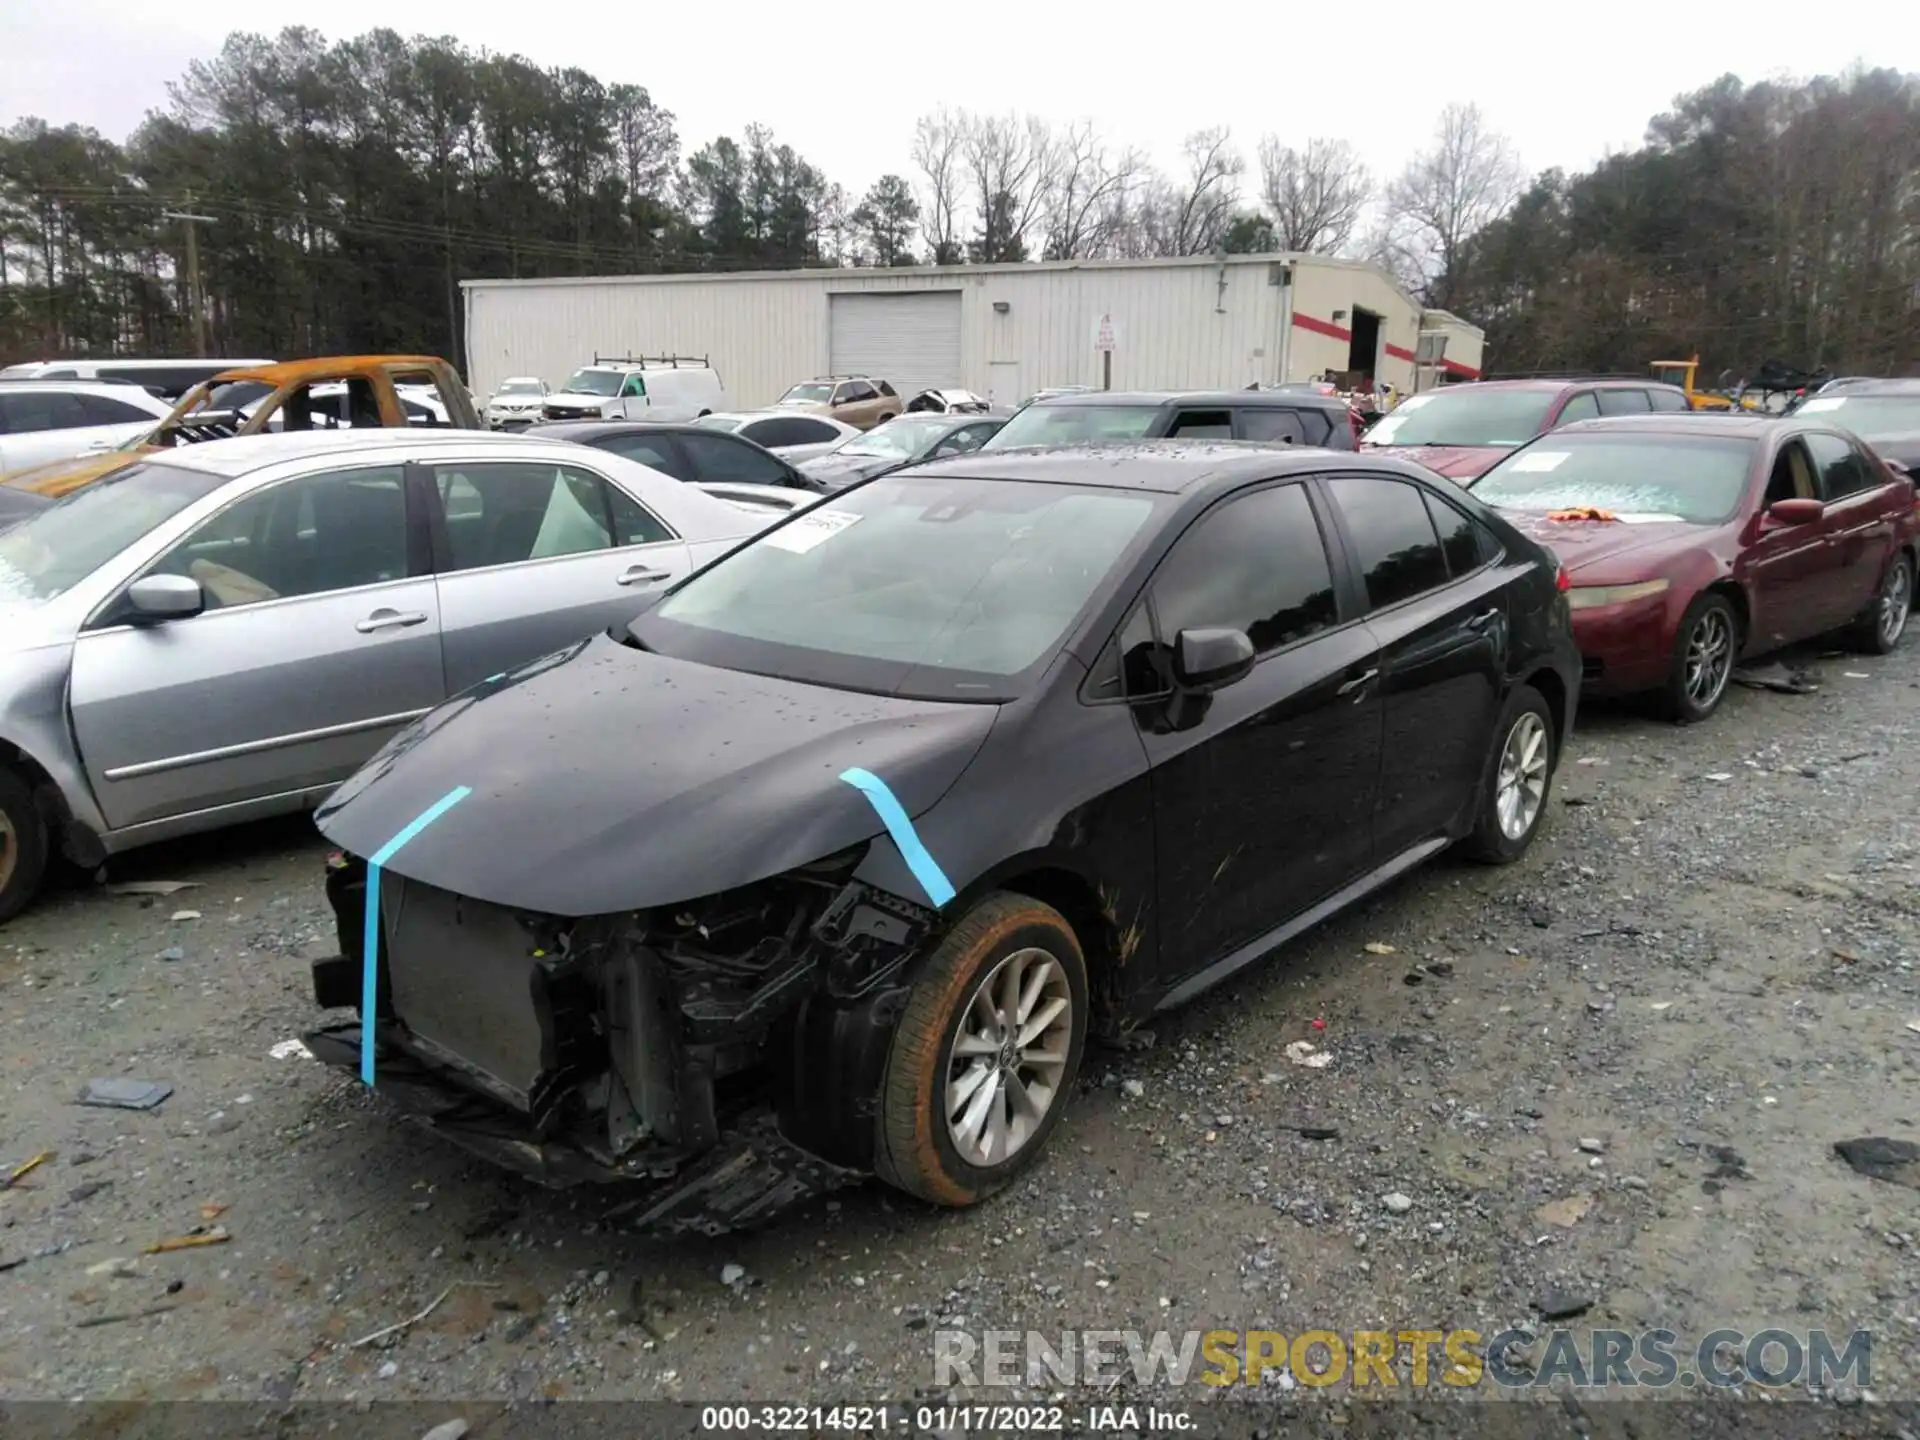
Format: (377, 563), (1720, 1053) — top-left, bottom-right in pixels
(4, 640), (1920, 1431)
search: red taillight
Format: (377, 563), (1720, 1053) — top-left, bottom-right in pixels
(1556, 565), (1571, 592)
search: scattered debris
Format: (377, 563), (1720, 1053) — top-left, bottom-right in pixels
(350, 1281), (500, 1348)
(166, 1279), (183, 1295)
(1575, 756), (1608, 766)
(1120, 1079), (1145, 1100)
(77, 1078), (172, 1111)
(74, 1304), (179, 1330)
(1833, 1138), (1920, 1191)
(1843, 672), (1871, 680)
(67, 1181), (111, 1204)
(1734, 662), (1820, 695)
(1906, 1020), (1920, 1036)
(1112, 1029), (1156, 1053)
(169, 909), (202, 922)
(1284, 1041), (1333, 1069)
(86, 1257), (141, 1279)
(1381, 1193), (1413, 1215)
(1534, 1194), (1594, 1229)
(102, 880), (200, 897)
(720, 1263), (748, 1287)
(3, 1150), (54, 1190)
(1576, 1137), (1606, 1155)
(1534, 1290), (1593, 1321)
(1403, 971), (1425, 987)
(1703, 773), (1734, 783)
(143, 1227), (230, 1254)
(1290, 1123), (1341, 1141)
(421, 1422), (471, 1440)
(0, 1241), (78, 1273)
(1701, 1143), (1752, 1193)
(268, 1039), (314, 1061)
(159, 947), (185, 963)
(1363, 941), (1397, 956)
(199, 1202), (229, 1221)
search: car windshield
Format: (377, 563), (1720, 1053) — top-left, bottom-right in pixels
(497, 379), (542, 395)
(0, 461), (229, 603)
(636, 475), (1159, 697)
(984, 403), (1163, 449)
(838, 419), (948, 459)
(1472, 435), (1755, 525)
(781, 383), (834, 404)
(1795, 394), (1920, 438)
(1364, 389), (1557, 448)
(693, 414), (747, 432)
(564, 369), (625, 396)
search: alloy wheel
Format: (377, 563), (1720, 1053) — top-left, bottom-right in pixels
(945, 946), (1073, 1167)
(1684, 608), (1734, 711)
(0, 809), (14, 894)
(1495, 711), (1550, 841)
(1879, 560), (1912, 648)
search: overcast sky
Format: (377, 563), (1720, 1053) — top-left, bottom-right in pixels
(3, 2), (1908, 202)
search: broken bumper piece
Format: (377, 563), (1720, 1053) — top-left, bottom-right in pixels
(305, 1022), (860, 1234)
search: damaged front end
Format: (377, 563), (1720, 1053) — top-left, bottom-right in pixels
(308, 844), (937, 1233)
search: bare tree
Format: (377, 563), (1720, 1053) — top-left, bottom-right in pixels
(963, 112), (1054, 263)
(910, 107), (966, 264)
(1381, 102), (1524, 303)
(1040, 120), (1148, 259)
(1162, 126), (1244, 255)
(1257, 135), (1371, 253)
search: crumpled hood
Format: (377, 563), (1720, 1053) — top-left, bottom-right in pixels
(3, 449), (143, 499)
(315, 632), (998, 916)
(1496, 512), (1705, 573)
(1364, 443), (1511, 480)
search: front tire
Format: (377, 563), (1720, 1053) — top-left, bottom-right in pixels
(873, 893), (1087, 1206)
(0, 766), (50, 924)
(1463, 685), (1556, 864)
(1850, 552), (1912, 655)
(1662, 592), (1739, 723)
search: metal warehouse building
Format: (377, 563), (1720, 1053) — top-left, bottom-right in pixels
(460, 254), (1484, 410)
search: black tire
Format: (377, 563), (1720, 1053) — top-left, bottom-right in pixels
(1463, 685), (1557, 864)
(1848, 551), (1913, 656)
(0, 766), (50, 925)
(1661, 591), (1740, 724)
(873, 892), (1088, 1207)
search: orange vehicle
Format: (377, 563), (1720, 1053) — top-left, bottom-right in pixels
(0, 355), (480, 499)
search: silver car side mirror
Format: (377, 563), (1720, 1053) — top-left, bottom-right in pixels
(126, 573), (205, 622)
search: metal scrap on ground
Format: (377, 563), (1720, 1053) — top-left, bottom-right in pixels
(76, 1079), (172, 1111)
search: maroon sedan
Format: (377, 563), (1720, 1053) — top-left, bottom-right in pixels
(1468, 414), (1919, 722)
(1365, 378), (1693, 482)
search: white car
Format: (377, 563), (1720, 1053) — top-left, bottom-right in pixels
(540, 358), (727, 423)
(486, 376), (548, 429)
(904, 388), (992, 415)
(0, 381), (174, 474)
(692, 410), (861, 462)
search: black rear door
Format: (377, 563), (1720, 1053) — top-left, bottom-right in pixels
(1322, 473), (1509, 858)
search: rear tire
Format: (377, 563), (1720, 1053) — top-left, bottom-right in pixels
(1849, 552), (1912, 655)
(1463, 685), (1556, 864)
(873, 893), (1087, 1207)
(1662, 592), (1739, 723)
(0, 766), (50, 924)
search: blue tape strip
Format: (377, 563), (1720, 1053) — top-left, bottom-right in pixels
(838, 767), (955, 908)
(360, 785), (473, 1086)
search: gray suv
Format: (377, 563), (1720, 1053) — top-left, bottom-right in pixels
(985, 389), (1359, 451)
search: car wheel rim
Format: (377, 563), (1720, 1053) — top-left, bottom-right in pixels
(945, 946), (1072, 1168)
(1879, 562), (1912, 646)
(1494, 711), (1550, 841)
(1685, 609), (1734, 710)
(0, 810), (14, 893)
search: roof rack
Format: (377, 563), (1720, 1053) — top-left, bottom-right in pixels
(1480, 371), (1650, 382)
(814, 373), (872, 380)
(591, 352), (711, 368)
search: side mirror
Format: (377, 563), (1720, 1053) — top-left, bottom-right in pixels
(1172, 627), (1256, 693)
(1767, 498), (1824, 526)
(126, 573), (204, 622)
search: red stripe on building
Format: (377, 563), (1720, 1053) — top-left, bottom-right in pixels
(1292, 312), (1352, 342)
(1384, 342), (1416, 363)
(1298, 315), (1482, 380)
(1442, 358), (1481, 379)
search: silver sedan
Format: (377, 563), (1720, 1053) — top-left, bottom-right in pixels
(692, 410), (861, 463)
(0, 428), (773, 919)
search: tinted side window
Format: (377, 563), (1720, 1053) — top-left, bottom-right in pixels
(75, 392), (158, 425)
(679, 431), (790, 484)
(876, 380), (898, 397)
(606, 485), (674, 546)
(788, 417), (840, 444)
(1553, 392), (1600, 426)
(1326, 477), (1449, 609)
(146, 466), (410, 608)
(599, 434), (688, 477)
(1424, 492), (1487, 578)
(1239, 408), (1307, 444)
(1805, 431), (1880, 498)
(1151, 483), (1339, 654)
(1295, 409), (1333, 446)
(1163, 408), (1234, 439)
(431, 462), (613, 573)
(1596, 389), (1652, 416)
(0, 390), (91, 433)
(1647, 388), (1691, 413)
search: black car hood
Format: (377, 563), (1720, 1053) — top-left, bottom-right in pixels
(315, 633), (998, 916)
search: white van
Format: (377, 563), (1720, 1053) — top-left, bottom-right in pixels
(15, 357), (274, 401)
(540, 354), (726, 423)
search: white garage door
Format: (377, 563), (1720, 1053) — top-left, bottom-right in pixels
(828, 292), (963, 400)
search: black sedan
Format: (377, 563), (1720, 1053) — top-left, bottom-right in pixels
(797, 412), (1004, 489)
(304, 444), (1579, 1230)
(529, 419), (829, 493)
(1790, 381), (1920, 473)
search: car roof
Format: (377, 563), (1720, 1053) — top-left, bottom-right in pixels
(524, 420), (710, 440)
(1444, 377), (1675, 393)
(0, 380), (171, 403)
(1815, 379), (1920, 395)
(203, 356), (451, 388)
(140, 427), (571, 478)
(900, 440), (1433, 494)
(705, 409), (845, 424)
(1553, 414), (1780, 439)
(1031, 388), (1347, 412)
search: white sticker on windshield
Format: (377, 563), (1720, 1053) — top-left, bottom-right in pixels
(762, 507), (862, 554)
(1510, 451), (1570, 473)
(1797, 397), (1845, 413)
